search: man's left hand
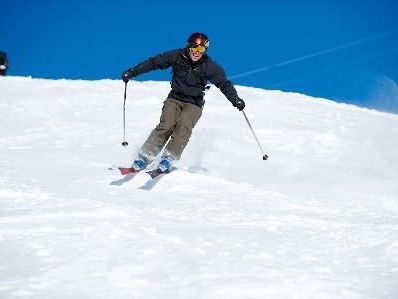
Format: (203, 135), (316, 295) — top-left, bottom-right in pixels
(233, 98), (245, 111)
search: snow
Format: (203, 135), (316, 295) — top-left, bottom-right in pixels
(1, 76), (398, 298)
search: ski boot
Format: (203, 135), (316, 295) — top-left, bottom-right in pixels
(158, 157), (172, 173)
(132, 155), (148, 171)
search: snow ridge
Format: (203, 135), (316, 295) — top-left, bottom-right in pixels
(1, 77), (398, 299)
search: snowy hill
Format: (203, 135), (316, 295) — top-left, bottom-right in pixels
(1, 76), (398, 298)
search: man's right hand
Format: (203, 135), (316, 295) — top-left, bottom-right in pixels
(121, 68), (138, 82)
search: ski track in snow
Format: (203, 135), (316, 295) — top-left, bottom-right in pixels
(1, 77), (398, 298)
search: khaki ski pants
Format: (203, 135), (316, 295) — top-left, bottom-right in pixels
(140, 98), (202, 161)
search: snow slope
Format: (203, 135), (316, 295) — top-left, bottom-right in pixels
(1, 76), (398, 299)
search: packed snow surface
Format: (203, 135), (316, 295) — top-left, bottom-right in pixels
(1, 77), (398, 298)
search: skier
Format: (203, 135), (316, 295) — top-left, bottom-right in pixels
(0, 51), (8, 76)
(121, 32), (245, 173)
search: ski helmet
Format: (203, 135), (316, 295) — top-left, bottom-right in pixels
(186, 32), (210, 52)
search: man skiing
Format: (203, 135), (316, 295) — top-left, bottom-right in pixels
(121, 32), (245, 173)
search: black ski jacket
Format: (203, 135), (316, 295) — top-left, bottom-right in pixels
(130, 48), (239, 108)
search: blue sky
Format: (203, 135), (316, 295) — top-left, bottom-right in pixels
(2, 0), (398, 112)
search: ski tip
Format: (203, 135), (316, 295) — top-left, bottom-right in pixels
(118, 167), (138, 176)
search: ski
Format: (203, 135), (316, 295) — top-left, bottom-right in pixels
(146, 168), (169, 180)
(118, 167), (139, 176)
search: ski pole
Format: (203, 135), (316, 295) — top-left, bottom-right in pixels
(121, 82), (128, 147)
(242, 111), (268, 160)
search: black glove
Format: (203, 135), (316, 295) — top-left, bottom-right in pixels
(233, 98), (245, 111)
(121, 68), (138, 82)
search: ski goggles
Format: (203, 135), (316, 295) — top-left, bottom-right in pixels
(189, 45), (207, 54)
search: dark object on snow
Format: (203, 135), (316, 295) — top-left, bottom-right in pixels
(0, 51), (8, 76)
